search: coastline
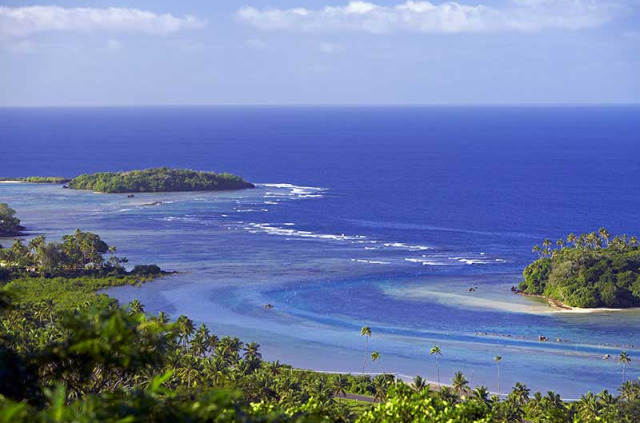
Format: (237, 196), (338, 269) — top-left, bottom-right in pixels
(517, 291), (640, 314)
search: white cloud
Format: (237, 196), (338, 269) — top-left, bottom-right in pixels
(0, 6), (206, 39)
(236, 0), (628, 34)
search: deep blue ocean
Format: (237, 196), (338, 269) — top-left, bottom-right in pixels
(1, 106), (639, 397)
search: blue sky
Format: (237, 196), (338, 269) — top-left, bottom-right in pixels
(1, 0), (638, 106)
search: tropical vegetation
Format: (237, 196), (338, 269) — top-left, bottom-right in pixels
(67, 167), (255, 193)
(0, 203), (24, 237)
(0, 230), (163, 307)
(2, 223), (640, 421)
(519, 229), (640, 308)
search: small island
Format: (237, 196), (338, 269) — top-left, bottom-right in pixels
(1, 168), (255, 194)
(518, 229), (640, 308)
(70, 167), (255, 193)
(0, 203), (24, 237)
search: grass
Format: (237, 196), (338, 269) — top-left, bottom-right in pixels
(335, 398), (375, 417)
(4, 274), (156, 310)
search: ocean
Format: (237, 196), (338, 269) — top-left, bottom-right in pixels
(1, 105), (639, 397)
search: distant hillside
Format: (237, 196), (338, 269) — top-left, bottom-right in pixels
(519, 229), (640, 308)
(68, 168), (255, 193)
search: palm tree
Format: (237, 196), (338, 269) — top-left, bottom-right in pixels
(532, 245), (541, 257)
(430, 345), (442, 385)
(107, 245), (119, 268)
(371, 351), (383, 374)
(264, 360), (283, 376)
(576, 392), (600, 422)
(191, 324), (212, 356)
(567, 233), (577, 247)
(176, 315), (195, 347)
(630, 235), (639, 247)
(542, 391), (564, 411)
(556, 239), (565, 249)
(128, 299), (144, 314)
(618, 381), (638, 402)
(206, 333), (220, 352)
(28, 235), (46, 258)
(190, 334), (208, 357)
(527, 391), (544, 416)
(597, 389), (616, 408)
(331, 374), (349, 397)
(373, 375), (389, 402)
(361, 326), (371, 374)
(451, 371), (470, 397)
(243, 342), (262, 361)
(473, 386), (490, 405)
(438, 386), (457, 404)
(217, 336), (244, 366)
(598, 227), (611, 246)
(254, 373), (277, 400)
(511, 382), (530, 405)
(494, 398), (524, 423)
(278, 377), (300, 403)
(176, 355), (201, 389)
(413, 375), (429, 392)
(495, 355), (502, 395)
(577, 234), (587, 250)
(155, 311), (170, 325)
(619, 351), (631, 383)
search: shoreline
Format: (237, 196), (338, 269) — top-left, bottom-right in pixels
(517, 291), (640, 313)
(0, 180), (68, 184)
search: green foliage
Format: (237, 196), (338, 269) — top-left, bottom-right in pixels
(357, 383), (493, 423)
(4, 275), (151, 310)
(520, 230), (640, 308)
(68, 167), (254, 193)
(131, 264), (162, 275)
(0, 230), (161, 284)
(0, 203), (24, 236)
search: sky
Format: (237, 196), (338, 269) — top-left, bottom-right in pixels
(0, 0), (639, 106)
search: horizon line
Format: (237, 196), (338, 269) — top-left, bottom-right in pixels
(1, 102), (639, 109)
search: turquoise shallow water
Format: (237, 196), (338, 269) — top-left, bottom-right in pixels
(1, 106), (640, 397)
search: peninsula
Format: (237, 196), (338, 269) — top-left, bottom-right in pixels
(0, 203), (24, 237)
(518, 229), (640, 308)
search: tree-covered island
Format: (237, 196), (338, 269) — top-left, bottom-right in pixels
(68, 167), (255, 193)
(518, 229), (640, 308)
(1, 168), (254, 193)
(0, 203), (24, 236)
